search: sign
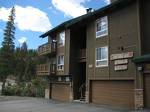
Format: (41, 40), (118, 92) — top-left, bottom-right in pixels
(89, 64), (93, 68)
(114, 59), (128, 65)
(115, 65), (128, 71)
(110, 52), (134, 60)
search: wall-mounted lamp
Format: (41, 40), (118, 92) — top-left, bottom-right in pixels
(137, 66), (143, 72)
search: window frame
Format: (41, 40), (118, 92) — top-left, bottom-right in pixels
(57, 54), (64, 70)
(95, 46), (108, 67)
(58, 31), (65, 47)
(96, 16), (108, 38)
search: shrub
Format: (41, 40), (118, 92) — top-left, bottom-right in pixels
(3, 77), (48, 97)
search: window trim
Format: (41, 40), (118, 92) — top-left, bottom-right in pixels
(57, 54), (64, 71)
(96, 16), (108, 38)
(95, 46), (108, 68)
(58, 31), (65, 47)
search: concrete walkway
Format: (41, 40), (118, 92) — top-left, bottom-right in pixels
(0, 96), (148, 112)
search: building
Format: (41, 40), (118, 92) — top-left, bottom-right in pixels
(37, 0), (150, 109)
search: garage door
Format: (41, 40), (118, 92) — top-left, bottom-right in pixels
(52, 84), (70, 102)
(91, 80), (134, 109)
(144, 74), (150, 108)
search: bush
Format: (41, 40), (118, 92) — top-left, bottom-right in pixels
(3, 84), (19, 96)
(3, 77), (48, 97)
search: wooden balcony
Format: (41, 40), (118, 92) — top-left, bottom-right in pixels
(77, 49), (86, 62)
(37, 64), (56, 76)
(38, 43), (56, 56)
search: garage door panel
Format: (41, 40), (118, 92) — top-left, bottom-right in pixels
(91, 81), (134, 109)
(144, 74), (150, 108)
(52, 84), (70, 102)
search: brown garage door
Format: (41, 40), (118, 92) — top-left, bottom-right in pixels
(91, 80), (134, 109)
(144, 74), (150, 108)
(52, 84), (70, 102)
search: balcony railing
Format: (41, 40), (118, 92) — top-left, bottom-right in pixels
(37, 64), (56, 76)
(38, 42), (56, 56)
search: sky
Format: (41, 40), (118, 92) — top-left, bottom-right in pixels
(0, 0), (110, 49)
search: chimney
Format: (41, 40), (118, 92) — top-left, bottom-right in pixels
(86, 8), (93, 13)
(110, 0), (119, 3)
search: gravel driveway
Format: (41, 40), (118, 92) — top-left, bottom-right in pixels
(0, 96), (148, 112)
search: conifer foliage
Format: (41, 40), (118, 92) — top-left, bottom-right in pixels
(0, 7), (16, 94)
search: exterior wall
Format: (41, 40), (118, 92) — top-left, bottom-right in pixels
(86, 2), (140, 81)
(48, 29), (71, 102)
(51, 84), (70, 102)
(86, 23), (109, 80)
(56, 29), (70, 75)
(86, 1), (141, 109)
(64, 29), (70, 75)
(109, 3), (139, 79)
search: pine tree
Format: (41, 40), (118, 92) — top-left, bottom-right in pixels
(14, 43), (37, 82)
(21, 42), (28, 51)
(0, 7), (15, 94)
(14, 42), (27, 82)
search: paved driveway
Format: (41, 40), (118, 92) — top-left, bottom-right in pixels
(0, 96), (147, 112)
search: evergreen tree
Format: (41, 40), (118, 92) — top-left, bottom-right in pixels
(21, 42), (27, 52)
(14, 42), (28, 82)
(24, 49), (37, 81)
(14, 47), (25, 82)
(14, 43), (37, 82)
(0, 7), (15, 94)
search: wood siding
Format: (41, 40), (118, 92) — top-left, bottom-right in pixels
(109, 3), (139, 79)
(91, 80), (134, 109)
(56, 29), (70, 75)
(52, 84), (70, 102)
(86, 2), (139, 81)
(144, 74), (150, 108)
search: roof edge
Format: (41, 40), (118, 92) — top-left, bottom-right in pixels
(40, 0), (134, 38)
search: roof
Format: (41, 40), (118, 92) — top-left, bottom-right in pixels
(40, 0), (135, 38)
(132, 54), (150, 63)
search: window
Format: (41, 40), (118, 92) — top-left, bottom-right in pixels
(96, 47), (108, 67)
(57, 55), (64, 70)
(96, 16), (108, 38)
(58, 31), (65, 47)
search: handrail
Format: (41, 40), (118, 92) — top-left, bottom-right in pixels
(79, 83), (86, 99)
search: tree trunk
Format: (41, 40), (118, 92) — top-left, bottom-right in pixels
(1, 79), (6, 95)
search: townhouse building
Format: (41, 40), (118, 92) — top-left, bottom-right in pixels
(37, 0), (150, 109)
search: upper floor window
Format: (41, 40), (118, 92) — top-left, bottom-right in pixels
(57, 55), (64, 70)
(96, 46), (108, 67)
(58, 31), (65, 47)
(96, 16), (108, 38)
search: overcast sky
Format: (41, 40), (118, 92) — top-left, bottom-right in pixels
(0, 0), (110, 49)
